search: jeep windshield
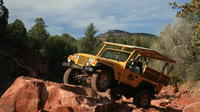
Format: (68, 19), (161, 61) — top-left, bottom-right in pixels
(101, 49), (130, 62)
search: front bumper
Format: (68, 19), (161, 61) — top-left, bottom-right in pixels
(62, 62), (95, 72)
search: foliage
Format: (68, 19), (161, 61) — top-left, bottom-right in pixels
(105, 35), (156, 48)
(168, 0), (200, 83)
(7, 19), (28, 46)
(28, 18), (49, 51)
(0, 0), (8, 37)
(150, 20), (198, 84)
(45, 33), (77, 75)
(171, 0), (200, 23)
(77, 23), (100, 54)
(85, 23), (97, 39)
(171, 0), (200, 53)
(0, 0), (25, 94)
(45, 34), (76, 62)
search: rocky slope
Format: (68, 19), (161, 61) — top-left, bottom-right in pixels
(0, 76), (129, 112)
(126, 86), (200, 112)
(0, 76), (200, 112)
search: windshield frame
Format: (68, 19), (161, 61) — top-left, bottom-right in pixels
(100, 48), (131, 62)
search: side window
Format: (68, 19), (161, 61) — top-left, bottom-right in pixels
(127, 52), (147, 74)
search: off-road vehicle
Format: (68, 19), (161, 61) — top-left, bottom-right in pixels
(63, 42), (176, 108)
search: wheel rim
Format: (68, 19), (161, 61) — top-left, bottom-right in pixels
(98, 74), (109, 88)
(140, 94), (149, 107)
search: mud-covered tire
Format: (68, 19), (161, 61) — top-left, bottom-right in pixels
(63, 68), (80, 85)
(110, 88), (122, 100)
(91, 71), (111, 92)
(133, 89), (151, 108)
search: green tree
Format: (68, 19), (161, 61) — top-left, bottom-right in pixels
(171, 0), (200, 53)
(171, 0), (200, 23)
(28, 18), (49, 50)
(85, 23), (97, 39)
(105, 35), (156, 48)
(45, 34), (77, 75)
(7, 19), (28, 46)
(77, 23), (99, 54)
(0, 0), (9, 37)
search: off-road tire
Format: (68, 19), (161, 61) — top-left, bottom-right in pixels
(133, 89), (151, 108)
(91, 71), (111, 92)
(63, 68), (80, 85)
(110, 88), (122, 100)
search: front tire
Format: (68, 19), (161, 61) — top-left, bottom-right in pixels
(63, 68), (80, 85)
(91, 71), (111, 92)
(133, 89), (151, 108)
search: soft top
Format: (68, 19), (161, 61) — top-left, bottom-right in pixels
(104, 42), (176, 63)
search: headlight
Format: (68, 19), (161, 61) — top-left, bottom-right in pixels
(88, 58), (94, 63)
(67, 59), (71, 63)
(86, 62), (90, 66)
(74, 55), (79, 60)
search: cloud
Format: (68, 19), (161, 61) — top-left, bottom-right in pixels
(4, 0), (189, 38)
(47, 26), (64, 35)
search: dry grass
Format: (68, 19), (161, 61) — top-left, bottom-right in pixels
(179, 81), (200, 90)
(179, 81), (200, 96)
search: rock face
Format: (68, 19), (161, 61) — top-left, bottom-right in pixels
(0, 76), (130, 112)
(1, 77), (200, 112)
(183, 101), (200, 112)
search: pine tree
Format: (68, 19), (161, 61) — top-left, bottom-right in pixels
(78, 23), (98, 54)
(0, 0), (9, 37)
(7, 19), (28, 46)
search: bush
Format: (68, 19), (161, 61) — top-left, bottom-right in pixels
(151, 20), (195, 84)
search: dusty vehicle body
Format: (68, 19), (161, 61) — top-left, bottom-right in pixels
(63, 42), (176, 107)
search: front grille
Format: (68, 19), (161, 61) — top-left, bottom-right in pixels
(77, 56), (89, 65)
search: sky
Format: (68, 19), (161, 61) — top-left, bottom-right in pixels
(4, 0), (191, 38)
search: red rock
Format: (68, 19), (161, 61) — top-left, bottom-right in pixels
(0, 77), (44, 112)
(151, 99), (170, 107)
(132, 108), (143, 112)
(183, 101), (200, 112)
(0, 76), (130, 112)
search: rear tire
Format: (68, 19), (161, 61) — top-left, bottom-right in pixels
(91, 71), (111, 92)
(63, 68), (80, 85)
(133, 89), (151, 108)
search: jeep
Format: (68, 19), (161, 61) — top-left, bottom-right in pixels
(62, 42), (176, 107)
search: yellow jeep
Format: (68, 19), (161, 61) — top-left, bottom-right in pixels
(63, 42), (176, 107)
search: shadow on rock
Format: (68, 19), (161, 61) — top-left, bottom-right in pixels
(148, 105), (182, 112)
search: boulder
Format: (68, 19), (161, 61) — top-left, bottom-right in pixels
(0, 76), (130, 112)
(151, 99), (170, 107)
